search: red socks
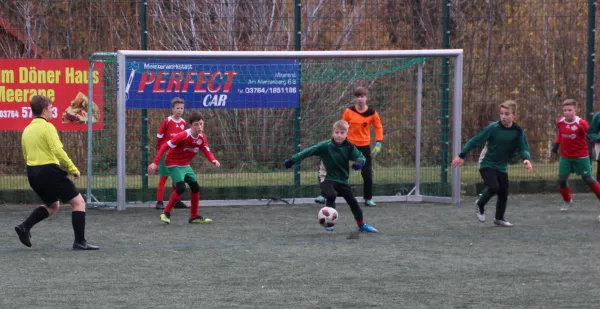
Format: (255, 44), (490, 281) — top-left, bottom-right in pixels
(559, 187), (572, 203)
(156, 176), (168, 202)
(356, 218), (365, 226)
(164, 190), (181, 214)
(591, 182), (600, 200)
(190, 192), (200, 218)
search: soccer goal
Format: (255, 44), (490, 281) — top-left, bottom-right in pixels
(86, 50), (463, 210)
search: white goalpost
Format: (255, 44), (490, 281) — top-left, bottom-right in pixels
(88, 49), (463, 210)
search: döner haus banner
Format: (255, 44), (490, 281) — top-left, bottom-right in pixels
(0, 59), (104, 131)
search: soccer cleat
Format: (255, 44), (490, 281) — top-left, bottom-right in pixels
(14, 224), (32, 248)
(559, 201), (572, 212)
(160, 213), (171, 224)
(358, 223), (378, 233)
(315, 195), (326, 204)
(494, 219), (513, 227)
(174, 201), (189, 209)
(73, 241), (99, 250)
(364, 199), (376, 207)
(474, 199), (485, 222)
(155, 201), (165, 209)
(325, 226), (335, 232)
(189, 216), (213, 224)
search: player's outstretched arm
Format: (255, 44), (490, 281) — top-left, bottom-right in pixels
(290, 142), (325, 164)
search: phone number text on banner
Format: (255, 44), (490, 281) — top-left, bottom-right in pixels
(125, 59), (300, 109)
(0, 59), (104, 131)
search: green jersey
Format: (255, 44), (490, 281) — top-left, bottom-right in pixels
(459, 121), (531, 172)
(587, 112), (600, 142)
(291, 139), (366, 184)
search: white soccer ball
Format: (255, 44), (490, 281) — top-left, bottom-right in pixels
(317, 207), (338, 228)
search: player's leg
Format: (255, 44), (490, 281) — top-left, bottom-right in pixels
(595, 144), (600, 182)
(476, 168), (500, 222)
(334, 182), (378, 233)
(16, 165), (63, 247)
(493, 170), (512, 227)
(557, 157), (574, 211)
(357, 146), (375, 206)
(68, 194), (99, 250)
(156, 152), (169, 209)
(576, 157), (600, 201)
(160, 167), (186, 223)
(315, 160), (327, 204)
(319, 180), (337, 208)
(185, 169), (211, 223)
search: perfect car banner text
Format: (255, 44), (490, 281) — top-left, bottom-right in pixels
(0, 59), (104, 131)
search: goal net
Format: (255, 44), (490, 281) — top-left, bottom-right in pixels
(87, 50), (463, 210)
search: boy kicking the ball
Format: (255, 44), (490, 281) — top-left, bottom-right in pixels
(452, 100), (533, 227)
(551, 99), (600, 212)
(148, 112), (220, 224)
(284, 120), (378, 233)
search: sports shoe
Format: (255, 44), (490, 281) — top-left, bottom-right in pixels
(364, 199), (376, 207)
(494, 219), (513, 227)
(73, 241), (99, 250)
(315, 195), (326, 204)
(174, 201), (188, 209)
(325, 226), (335, 232)
(559, 201), (572, 212)
(358, 223), (378, 233)
(14, 224), (32, 248)
(155, 201), (165, 209)
(160, 213), (171, 224)
(73, 241), (100, 251)
(189, 216), (213, 224)
(474, 199), (485, 222)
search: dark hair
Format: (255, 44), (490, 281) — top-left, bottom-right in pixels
(353, 86), (368, 97)
(30, 95), (52, 116)
(171, 97), (185, 108)
(188, 112), (203, 124)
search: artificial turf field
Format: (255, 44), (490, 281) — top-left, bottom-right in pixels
(1, 194), (600, 308)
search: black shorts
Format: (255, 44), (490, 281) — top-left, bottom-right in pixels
(27, 164), (79, 206)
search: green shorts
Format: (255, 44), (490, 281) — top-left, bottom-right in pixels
(159, 152), (170, 177)
(167, 165), (197, 184)
(558, 157), (592, 177)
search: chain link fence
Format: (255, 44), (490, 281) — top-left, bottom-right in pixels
(0, 0), (596, 202)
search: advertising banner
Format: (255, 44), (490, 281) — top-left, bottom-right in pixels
(0, 59), (103, 131)
(125, 59), (299, 109)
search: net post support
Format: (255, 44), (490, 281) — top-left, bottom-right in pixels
(86, 56), (95, 204)
(117, 51), (127, 210)
(414, 62), (423, 196)
(451, 53), (464, 205)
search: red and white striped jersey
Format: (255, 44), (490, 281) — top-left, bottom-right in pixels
(153, 129), (216, 167)
(156, 116), (186, 150)
(555, 116), (589, 158)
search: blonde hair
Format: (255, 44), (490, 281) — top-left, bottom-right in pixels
(562, 99), (578, 108)
(500, 100), (517, 114)
(332, 120), (349, 131)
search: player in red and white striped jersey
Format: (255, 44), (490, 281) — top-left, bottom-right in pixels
(148, 112), (220, 224)
(154, 97), (187, 209)
(552, 99), (600, 213)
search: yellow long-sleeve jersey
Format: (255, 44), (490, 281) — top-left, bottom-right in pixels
(341, 105), (384, 146)
(21, 118), (79, 174)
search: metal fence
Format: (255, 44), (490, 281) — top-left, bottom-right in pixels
(0, 0), (597, 203)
